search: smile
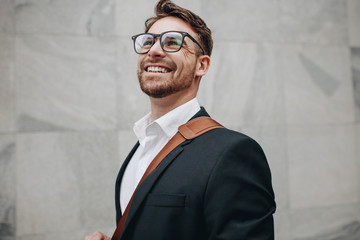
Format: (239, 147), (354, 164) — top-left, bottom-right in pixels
(146, 66), (171, 73)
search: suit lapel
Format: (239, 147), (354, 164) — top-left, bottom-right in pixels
(115, 142), (140, 222)
(120, 141), (188, 239)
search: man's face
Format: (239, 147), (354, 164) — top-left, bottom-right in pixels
(137, 16), (202, 98)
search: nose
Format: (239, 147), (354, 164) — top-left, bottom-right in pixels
(147, 38), (166, 58)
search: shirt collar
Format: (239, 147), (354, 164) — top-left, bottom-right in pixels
(155, 98), (201, 139)
(133, 98), (201, 144)
(133, 112), (152, 145)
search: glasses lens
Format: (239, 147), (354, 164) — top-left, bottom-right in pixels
(134, 34), (154, 53)
(161, 32), (183, 52)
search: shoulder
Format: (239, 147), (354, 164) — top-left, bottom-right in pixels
(182, 126), (268, 173)
(193, 127), (264, 154)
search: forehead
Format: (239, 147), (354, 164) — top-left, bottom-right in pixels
(148, 16), (196, 36)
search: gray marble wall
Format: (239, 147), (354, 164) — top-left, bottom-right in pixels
(0, 0), (359, 239)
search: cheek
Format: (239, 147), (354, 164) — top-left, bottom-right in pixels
(172, 54), (189, 73)
(137, 56), (145, 70)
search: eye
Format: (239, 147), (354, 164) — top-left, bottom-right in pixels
(163, 36), (182, 50)
(142, 38), (153, 47)
(166, 38), (181, 45)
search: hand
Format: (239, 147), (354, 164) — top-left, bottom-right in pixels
(84, 231), (111, 240)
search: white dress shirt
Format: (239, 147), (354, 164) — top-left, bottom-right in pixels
(120, 98), (201, 212)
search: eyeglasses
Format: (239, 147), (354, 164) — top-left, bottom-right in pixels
(131, 31), (205, 55)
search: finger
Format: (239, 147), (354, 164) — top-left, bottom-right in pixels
(86, 231), (110, 240)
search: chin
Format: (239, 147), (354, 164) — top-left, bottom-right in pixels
(140, 85), (174, 99)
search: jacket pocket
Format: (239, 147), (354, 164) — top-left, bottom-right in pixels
(145, 193), (186, 207)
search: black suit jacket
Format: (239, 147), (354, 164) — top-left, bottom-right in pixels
(115, 108), (276, 240)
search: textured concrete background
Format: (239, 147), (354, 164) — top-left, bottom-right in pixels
(0, 0), (359, 239)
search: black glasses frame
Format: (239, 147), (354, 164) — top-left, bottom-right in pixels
(131, 30), (205, 55)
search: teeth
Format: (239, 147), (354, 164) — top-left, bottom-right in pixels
(147, 66), (169, 73)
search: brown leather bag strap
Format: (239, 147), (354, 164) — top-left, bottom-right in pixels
(111, 116), (223, 240)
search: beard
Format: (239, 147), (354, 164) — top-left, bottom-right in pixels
(137, 60), (197, 98)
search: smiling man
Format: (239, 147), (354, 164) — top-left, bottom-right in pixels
(85, 1), (275, 240)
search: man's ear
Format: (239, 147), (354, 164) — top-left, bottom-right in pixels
(195, 55), (211, 78)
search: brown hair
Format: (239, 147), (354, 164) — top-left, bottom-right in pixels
(145, 0), (213, 56)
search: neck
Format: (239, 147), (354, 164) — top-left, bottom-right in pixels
(149, 91), (196, 122)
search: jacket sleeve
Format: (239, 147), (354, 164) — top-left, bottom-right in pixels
(203, 136), (276, 240)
